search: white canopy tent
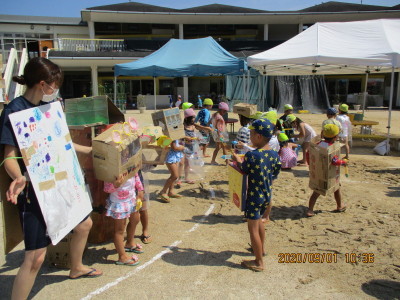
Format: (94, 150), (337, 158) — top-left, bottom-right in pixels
(248, 19), (400, 152)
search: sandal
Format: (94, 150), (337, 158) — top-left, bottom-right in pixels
(125, 244), (144, 254)
(184, 180), (195, 184)
(333, 206), (347, 213)
(158, 193), (170, 203)
(168, 193), (182, 198)
(140, 234), (152, 244)
(69, 268), (103, 279)
(115, 255), (139, 266)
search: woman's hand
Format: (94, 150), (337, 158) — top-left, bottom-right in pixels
(6, 175), (27, 204)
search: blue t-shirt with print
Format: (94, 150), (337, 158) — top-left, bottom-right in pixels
(195, 108), (211, 127)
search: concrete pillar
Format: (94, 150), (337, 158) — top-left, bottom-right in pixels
(298, 23), (303, 33)
(183, 77), (189, 102)
(88, 21), (95, 39)
(91, 65), (98, 96)
(179, 24), (184, 39)
(396, 72), (400, 107)
(263, 24), (269, 40)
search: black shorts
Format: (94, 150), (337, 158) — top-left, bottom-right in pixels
(17, 184), (51, 251)
(17, 183), (90, 251)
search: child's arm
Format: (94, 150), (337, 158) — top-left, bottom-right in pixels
(194, 123), (212, 132)
(331, 155), (347, 166)
(171, 140), (185, 151)
(73, 143), (92, 155)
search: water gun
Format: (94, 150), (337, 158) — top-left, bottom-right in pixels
(343, 159), (349, 177)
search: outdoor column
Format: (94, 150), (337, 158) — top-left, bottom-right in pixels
(154, 77), (157, 110)
(362, 71), (369, 115)
(88, 21), (95, 39)
(91, 65), (98, 96)
(263, 24), (269, 40)
(179, 24), (184, 39)
(396, 72), (400, 107)
(183, 77), (189, 103)
(298, 23), (303, 33)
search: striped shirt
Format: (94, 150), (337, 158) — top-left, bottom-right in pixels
(236, 124), (250, 144)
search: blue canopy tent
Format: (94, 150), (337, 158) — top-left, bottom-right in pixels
(114, 37), (247, 109)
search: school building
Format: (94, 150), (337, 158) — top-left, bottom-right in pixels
(1, 1), (400, 109)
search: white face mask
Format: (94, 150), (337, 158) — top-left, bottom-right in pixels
(42, 84), (59, 103)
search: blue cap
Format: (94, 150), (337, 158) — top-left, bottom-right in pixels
(248, 119), (275, 138)
(327, 107), (338, 115)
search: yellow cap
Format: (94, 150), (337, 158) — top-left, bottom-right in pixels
(323, 124), (340, 138)
(283, 104), (293, 111)
(339, 103), (349, 113)
(262, 111), (278, 124)
(278, 133), (289, 142)
(203, 98), (213, 106)
(286, 114), (297, 124)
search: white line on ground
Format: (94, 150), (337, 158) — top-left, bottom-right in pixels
(81, 203), (215, 300)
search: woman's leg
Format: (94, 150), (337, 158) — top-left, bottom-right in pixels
(126, 211), (140, 249)
(11, 248), (47, 300)
(69, 217), (102, 278)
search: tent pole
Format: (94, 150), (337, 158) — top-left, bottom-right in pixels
(362, 72), (369, 115)
(113, 76), (117, 102)
(242, 72), (245, 103)
(153, 77), (156, 110)
(386, 67), (395, 154)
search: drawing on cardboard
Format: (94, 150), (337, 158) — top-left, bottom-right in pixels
(9, 102), (92, 245)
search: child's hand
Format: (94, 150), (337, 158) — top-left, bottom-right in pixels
(232, 152), (243, 163)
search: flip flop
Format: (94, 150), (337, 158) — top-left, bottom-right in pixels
(69, 268), (103, 279)
(333, 207), (347, 213)
(125, 244), (144, 254)
(168, 193), (182, 198)
(241, 260), (264, 272)
(158, 193), (170, 203)
(140, 234), (152, 244)
(115, 256), (140, 266)
(184, 180), (195, 184)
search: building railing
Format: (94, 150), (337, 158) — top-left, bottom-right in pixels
(57, 38), (125, 52)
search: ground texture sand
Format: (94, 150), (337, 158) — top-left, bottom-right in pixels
(0, 109), (399, 299)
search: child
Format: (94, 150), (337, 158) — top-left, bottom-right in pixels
(158, 139), (185, 202)
(232, 119), (281, 272)
(307, 124), (347, 217)
(276, 104), (294, 138)
(180, 108), (198, 184)
(278, 133), (298, 169)
(235, 114), (252, 154)
(286, 114), (317, 166)
(197, 95), (203, 109)
(321, 108), (342, 138)
(336, 104), (351, 160)
(210, 102), (229, 165)
(104, 173), (144, 266)
(195, 98), (213, 157)
(175, 95), (182, 108)
(137, 168), (152, 244)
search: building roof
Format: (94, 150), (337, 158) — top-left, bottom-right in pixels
(85, 1), (397, 14)
(0, 14), (85, 25)
(179, 4), (268, 14)
(300, 1), (392, 12)
(87, 2), (179, 13)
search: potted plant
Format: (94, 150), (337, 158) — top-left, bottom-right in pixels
(137, 94), (146, 113)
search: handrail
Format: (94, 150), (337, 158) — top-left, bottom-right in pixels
(58, 38), (126, 52)
(14, 48), (28, 98)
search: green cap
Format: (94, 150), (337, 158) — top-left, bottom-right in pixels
(283, 104), (293, 111)
(182, 102), (193, 110)
(339, 103), (349, 112)
(278, 133), (289, 142)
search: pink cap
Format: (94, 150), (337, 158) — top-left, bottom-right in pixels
(178, 95), (182, 98)
(184, 108), (196, 118)
(218, 102), (229, 111)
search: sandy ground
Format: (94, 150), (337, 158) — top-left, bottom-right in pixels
(0, 109), (399, 299)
